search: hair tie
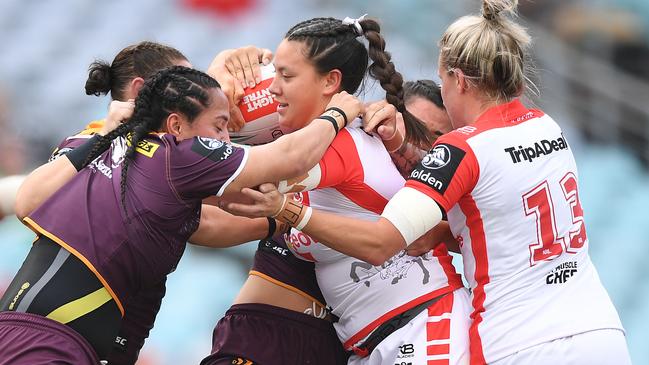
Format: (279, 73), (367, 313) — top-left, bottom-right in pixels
(342, 14), (367, 36)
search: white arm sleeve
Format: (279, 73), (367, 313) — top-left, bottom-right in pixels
(381, 187), (443, 246)
(0, 175), (26, 216)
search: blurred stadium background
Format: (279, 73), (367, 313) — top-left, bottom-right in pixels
(0, 0), (648, 363)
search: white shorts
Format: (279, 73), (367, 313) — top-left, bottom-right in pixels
(349, 287), (471, 365)
(491, 328), (631, 365)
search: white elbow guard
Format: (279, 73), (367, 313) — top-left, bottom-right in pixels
(0, 175), (26, 216)
(381, 187), (443, 246)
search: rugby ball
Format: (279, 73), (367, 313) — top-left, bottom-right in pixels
(230, 64), (284, 145)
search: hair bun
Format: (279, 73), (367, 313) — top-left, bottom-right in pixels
(85, 60), (112, 96)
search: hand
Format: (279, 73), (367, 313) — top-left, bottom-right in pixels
(324, 91), (363, 129)
(207, 50), (248, 132)
(223, 183), (285, 218)
(362, 100), (398, 140)
(405, 222), (456, 256)
(101, 99), (134, 136)
(405, 228), (440, 257)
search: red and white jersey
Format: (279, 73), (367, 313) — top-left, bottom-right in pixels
(284, 120), (464, 349)
(404, 100), (623, 364)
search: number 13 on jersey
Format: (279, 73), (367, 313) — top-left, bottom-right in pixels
(523, 172), (587, 266)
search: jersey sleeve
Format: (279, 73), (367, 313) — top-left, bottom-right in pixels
(317, 129), (361, 188)
(404, 133), (479, 213)
(169, 136), (249, 200)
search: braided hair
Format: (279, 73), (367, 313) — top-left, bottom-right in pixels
(85, 41), (188, 101)
(286, 17), (433, 148)
(82, 66), (220, 217)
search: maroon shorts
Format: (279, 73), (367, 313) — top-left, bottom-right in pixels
(0, 311), (100, 365)
(201, 303), (348, 365)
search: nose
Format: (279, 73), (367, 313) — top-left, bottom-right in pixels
(268, 77), (280, 96)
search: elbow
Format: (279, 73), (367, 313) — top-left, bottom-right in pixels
(363, 242), (400, 266)
(14, 197), (31, 221)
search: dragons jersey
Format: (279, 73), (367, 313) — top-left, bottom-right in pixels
(284, 120), (463, 350)
(404, 100), (623, 364)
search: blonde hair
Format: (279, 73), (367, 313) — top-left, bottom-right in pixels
(438, 0), (536, 101)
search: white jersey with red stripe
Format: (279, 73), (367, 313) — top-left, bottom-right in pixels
(403, 100), (624, 364)
(283, 120), (464, 350)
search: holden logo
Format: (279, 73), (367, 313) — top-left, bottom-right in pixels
(422, 145), (451, 169)
(198, 137), (224, 150)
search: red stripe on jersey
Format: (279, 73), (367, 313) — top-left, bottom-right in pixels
(433, 244), (464, 289)
(428, 360), (450, 365)
(459, 195), (489, 365)
(319, 128), (389, 214)
(343, 286), (454, 350)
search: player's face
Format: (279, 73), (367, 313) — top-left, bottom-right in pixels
(437, 56), (465, 129)
(177, 88), (231, 142)
(405, 96), (452, 135)
(269, 39), (331, 132)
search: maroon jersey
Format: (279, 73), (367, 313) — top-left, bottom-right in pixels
(25, 134), (248, 316)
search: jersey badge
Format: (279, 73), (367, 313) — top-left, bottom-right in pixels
(191, 137), (234, 162)
(409, 143), (465, 194)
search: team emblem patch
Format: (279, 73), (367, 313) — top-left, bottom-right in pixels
(191, 137), (234, 162)
(421, 145), (451, 169)
(197, 136), (225, 150)
(409, 143), (465, 194)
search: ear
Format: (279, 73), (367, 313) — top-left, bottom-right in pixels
(127, 77), (146, 99)
(165, 113), (184, 137)
(322, 69), (343, 96)
(454, 69), (468, 94)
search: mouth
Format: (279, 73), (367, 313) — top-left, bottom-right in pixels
(277, 102), (288, 113)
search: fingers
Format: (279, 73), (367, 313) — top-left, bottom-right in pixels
(258, 182), (279, 193)
(224, 187), (281, 218)
(260, 48), (273, 66)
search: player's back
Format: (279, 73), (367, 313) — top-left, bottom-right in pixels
(445, 106), (624, 362)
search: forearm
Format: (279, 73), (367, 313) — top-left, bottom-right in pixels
(275, 120), (337, 178)
(301, 210), (405, 266)
(189, 205), (268, 247)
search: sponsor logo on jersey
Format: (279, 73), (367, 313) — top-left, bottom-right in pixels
(409, 143), (465, 194)
(397, 344), (415, 359)
(456, 125), (477, 135)
(191, 137), (234, 162)
(135, 139), (159, 158)
(546, 261), (578, 284)
(114, 335), (128, 351)
(504, 134), (568, 164)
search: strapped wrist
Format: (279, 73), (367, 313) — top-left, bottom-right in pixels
(324, 106), (349, 127)
(265, 217), (277, 239)
(65, 135), (108, 171)
(273, 199), (313, 230)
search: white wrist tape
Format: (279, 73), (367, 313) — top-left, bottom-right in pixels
(295, 206), (313, 230)
(381, 187), (443, 246)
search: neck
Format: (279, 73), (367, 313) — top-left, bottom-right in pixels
(457, 92), (504, 127)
